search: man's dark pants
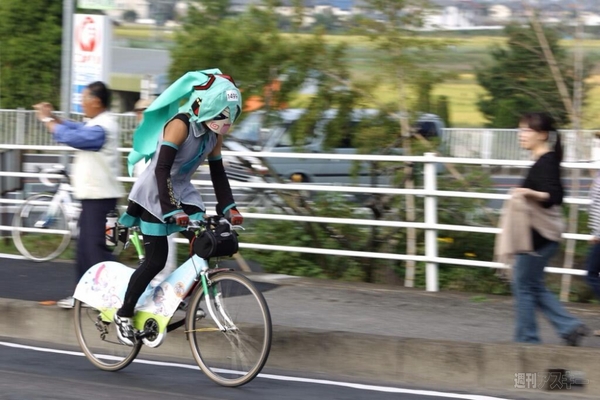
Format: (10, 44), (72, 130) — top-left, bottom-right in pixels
(76, 198), (118, 283)
(586, 241), (600, 301)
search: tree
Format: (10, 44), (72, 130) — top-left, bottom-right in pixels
(0, 0), (63, 109)
(170, 1), (344, 112)
(476, 23), (591, 128)
(172, 1), (489, 287)
(435, 95), (451, 127)
(412, 70), (448, 114)
(342, 0), (450, 286)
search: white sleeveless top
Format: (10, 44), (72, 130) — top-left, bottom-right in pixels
(71, 112), (125, 200)
(128, 119), (218, 221)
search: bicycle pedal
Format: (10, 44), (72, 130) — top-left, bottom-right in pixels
(34, 220), (51, 228)
(136, 329), (151, 339)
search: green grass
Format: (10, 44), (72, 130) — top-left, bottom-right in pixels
(115, 25), (174, 39)
(0, 235), (143, 265)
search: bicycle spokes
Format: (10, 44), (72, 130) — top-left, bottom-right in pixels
(12, 194), (72, 261)
(74, 301), (142, 371)
(186, 272), (272, 387)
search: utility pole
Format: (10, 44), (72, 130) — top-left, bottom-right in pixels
(560, 6), (585, 302)
(60, 0), (74, 172)
(60, 0), (74, 117)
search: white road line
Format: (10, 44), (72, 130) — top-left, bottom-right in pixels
(0, 341), (512, 400)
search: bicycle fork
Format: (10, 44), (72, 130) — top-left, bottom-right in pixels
(200, 271), (236, 333)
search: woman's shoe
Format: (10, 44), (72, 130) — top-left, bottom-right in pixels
(113, 314), (135, 346)
(564, 325), (591, 347)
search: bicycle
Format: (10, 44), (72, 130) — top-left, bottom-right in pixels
(72, 216), (272, 387)
(11, 164), (81, 261)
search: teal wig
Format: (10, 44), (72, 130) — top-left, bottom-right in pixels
(127, 69), (242, 176)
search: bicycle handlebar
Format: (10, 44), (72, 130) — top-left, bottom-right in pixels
(165, 215), (242, 231)
(38, 164), (69, 187)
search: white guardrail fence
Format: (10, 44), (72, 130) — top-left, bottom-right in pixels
(1, 108), (598, 159)
(0, 109), (599, 294)
(0, 147), (598, 293)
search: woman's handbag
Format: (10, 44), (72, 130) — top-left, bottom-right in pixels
(192, 223), (239, 259)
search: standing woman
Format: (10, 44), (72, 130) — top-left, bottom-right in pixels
(510, 112), (589, 345)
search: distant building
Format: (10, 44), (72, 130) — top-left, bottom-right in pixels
(488, 5), (511, 22)
(425, 6), (476, 30)
(109, 0), (151, 20)
(582, 12), (600, 26)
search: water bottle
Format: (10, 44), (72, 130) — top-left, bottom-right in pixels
(105, 209), (119, 247)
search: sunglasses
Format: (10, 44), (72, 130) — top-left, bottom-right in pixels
(212, 111), (229, 121)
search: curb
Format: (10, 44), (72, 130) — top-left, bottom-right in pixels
(0, 298), (598, 398)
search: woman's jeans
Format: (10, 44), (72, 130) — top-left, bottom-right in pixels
(585, 241), (600, 301)
(512, 241), (581, 343)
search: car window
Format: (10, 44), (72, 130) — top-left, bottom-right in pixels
(417, 121), (439, 138)
(275, 127), (313, 147)
(230, 113), (263, 144)
(276, 131), (293, 147)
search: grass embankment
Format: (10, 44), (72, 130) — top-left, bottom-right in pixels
(114, 28), (600, 128)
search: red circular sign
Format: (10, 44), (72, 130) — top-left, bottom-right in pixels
(76, 16), (98, 52)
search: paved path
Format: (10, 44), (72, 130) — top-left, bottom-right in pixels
(2, 259), (600, 347)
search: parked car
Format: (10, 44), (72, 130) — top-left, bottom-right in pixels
(226, 108), (445, 186)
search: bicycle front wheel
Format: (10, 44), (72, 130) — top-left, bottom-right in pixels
(74, 300), (142, 371)
(12, 194), (71, 261)
(186, 272), (272, 387)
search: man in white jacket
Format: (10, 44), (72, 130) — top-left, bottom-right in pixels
(34, 81), (125, 308)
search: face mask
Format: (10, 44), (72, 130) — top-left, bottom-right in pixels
(205, 109), (232, 135)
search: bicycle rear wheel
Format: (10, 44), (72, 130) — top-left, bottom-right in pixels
(186, 272), (272, 387)
(11, 194), (71, 261)
(74, 300), (142, 371)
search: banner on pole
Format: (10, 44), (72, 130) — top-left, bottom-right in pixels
(71, 14), (112, 113)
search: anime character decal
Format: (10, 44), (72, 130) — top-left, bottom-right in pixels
(74, 258), (199, 320)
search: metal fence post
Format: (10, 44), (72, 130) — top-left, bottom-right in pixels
(424, 152), (439, 292)
(16, 108), (25, 145)
(13, 108), (25, 191)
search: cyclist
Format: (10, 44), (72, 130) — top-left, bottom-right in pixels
(114, 69), (243, 345)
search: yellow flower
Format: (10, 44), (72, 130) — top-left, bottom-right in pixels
(464, 252), (477, 258)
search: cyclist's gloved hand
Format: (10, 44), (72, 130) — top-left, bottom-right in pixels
(225, 208), (243, 225)
(172, 212), (190, 227)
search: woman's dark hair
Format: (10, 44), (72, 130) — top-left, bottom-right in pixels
(519, 112), (563, 163)
(87, 81), (111, 108)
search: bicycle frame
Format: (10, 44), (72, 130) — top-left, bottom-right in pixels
(50, 182), (79, 230)
(27, 177), (80, 237)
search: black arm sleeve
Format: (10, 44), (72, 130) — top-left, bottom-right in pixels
(155, 144), (181, 217)
(209, 158), (236, 215)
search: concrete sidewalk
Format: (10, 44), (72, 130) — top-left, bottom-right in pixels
(1, 259), (600, 398)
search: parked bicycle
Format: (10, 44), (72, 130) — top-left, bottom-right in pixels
(72, 216), (272, 387)
(11, 164), (81, 261)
